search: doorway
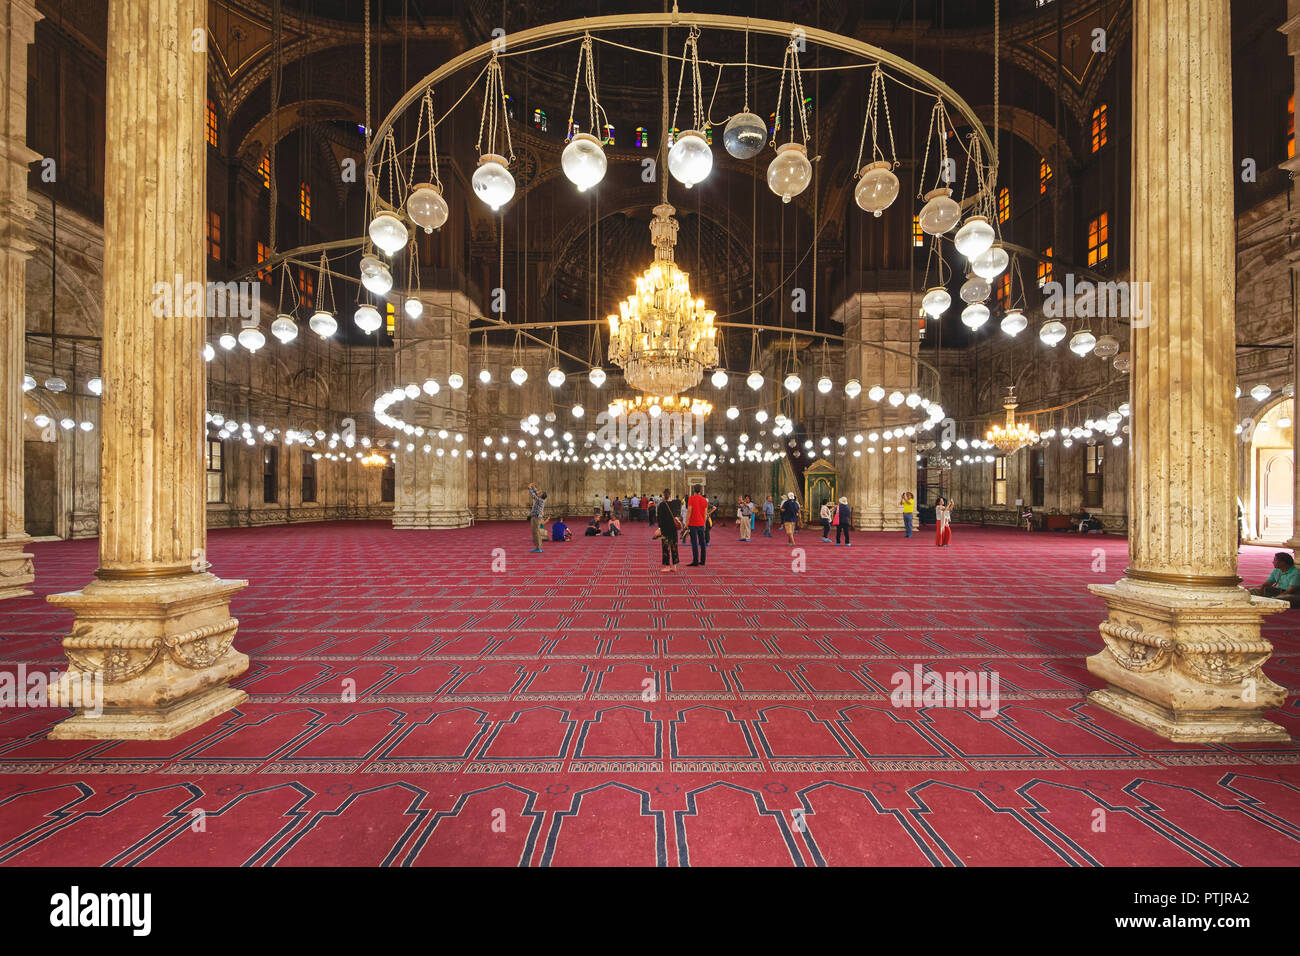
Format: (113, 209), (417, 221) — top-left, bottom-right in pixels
(1250, 398), (1294, 544)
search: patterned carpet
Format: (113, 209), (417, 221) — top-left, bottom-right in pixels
(1, 520), (1298, 866)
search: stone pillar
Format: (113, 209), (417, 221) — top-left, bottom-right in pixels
(1282, 0), (1300, 552)
(1087, 0), (1288, 742)
(0, 0), (42, 599)
(832, 292), (917, 531)
(46, 0), (249, 739)
(392, 289), (472, 528)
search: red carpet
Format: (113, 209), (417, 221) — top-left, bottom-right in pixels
(1, 521), (1298, 866)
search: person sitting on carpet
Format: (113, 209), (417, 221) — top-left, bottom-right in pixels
(1250, 552), (1300, 607)
(551, 517), (572, 542)
(1075, 509), (1104, 533)
(602, 516), (622, 537)
(584, 511), (602, 536)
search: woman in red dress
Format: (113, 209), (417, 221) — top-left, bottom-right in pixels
(935, 496), (954, 547)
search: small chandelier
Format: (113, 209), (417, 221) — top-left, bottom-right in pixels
(986, 388), (1038, 454)
(609, 394), (712, 419)
(361, 450), (389, 468)
(607, 202), (719, 394)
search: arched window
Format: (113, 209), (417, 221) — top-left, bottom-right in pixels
(634, 126), (647, 148)
(533, 109), (547, 132)
(604, 124), (615, 146)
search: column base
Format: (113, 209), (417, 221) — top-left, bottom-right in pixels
(46, 571), (249, 740)
(393, 508), (473, 529)
(0, 538), (35, 600)
(1087, 578), (1291, 744)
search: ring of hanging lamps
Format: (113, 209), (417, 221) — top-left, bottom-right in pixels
(405, 297), (423, 319)
(1069, 329), (1097, 356)
(767, 142), (812, 203)
(722, 111), (766, 159)
(510, 366), (528, 386)
(961, 302), (990, 330)
(561, 132), (607, 192)
(1000, 309), (1027, 336)
(309, 310), (337, 338)
(746, 370), (765, 391)
(711, 368), (729, 388)
(921, 286), (951, 319)
(971, 242), (1009, 281)
(953, 215), (995, 259)
(354, 304), (382, 334)
(959, 274), (990, 304)
(271, 313), (298, 344)
(918, 187), (961, 235)
(547, 367), (566, 388)
(406, 182), (449, 233)
(854, 161), (900, 217)
(367, 208), (409, 257)
(667, 131), (712, 188)
(588, 367), (606, 387)
(237, 325), (266, 351)
(1039, 320), (1068, 347)
(359, 255), (393, 296)
(473, 154), (515, 210)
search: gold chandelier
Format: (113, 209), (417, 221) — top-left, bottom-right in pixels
(986, 389), (1038, 454)
(607, 202), (719, 394)
(608, 394), (712, 418)
(361, 450), (389, 468)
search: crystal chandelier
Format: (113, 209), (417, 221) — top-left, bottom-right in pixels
(361, 450), (389, 468)
(609, 394), (713, 419)
(986, 389), (1038, 454)
(607, 202), (719, 394)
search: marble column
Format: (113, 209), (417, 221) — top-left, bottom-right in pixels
(1283, 0), (1300, 553)
(46, 0), (249, 739)
(0, 0), (42, 599)
(392, 289), (473, 528)
(832, 292), (917, 531)
(1087, 0), (1289, 742)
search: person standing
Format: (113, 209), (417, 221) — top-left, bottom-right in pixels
(613, 495), (623, 523)
(686, 484), (709, 566)
(935, 496), (955, 547)
(763, 495), (775, 537)
(819, 500), (833, 543)
(657, 487), (681, 571)
(736, 496), (752, 541)
(780, 492), (800, 545)
(527, 482), (548, 553)
(901, 492), (915, 538)
(835, 497), (852, 546)
(602, 493), (612, 520)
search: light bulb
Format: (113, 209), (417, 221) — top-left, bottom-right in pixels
(905, 392), (922, 408)
(359, 255), (393, 296)
(22, 374), (36, 392)
(354, 305), (382, 334)
(309, 311), (337, 338)
(404, 383), (420, 399)
(854, 161), (900, 217)
(588, 367), (606, 387)
(746, 370), (764, 391)
(1001, 310), (1027, 336)
(960, 275), (991, 303)
(473, 153), (515, 210)
(918, 187), (960, 235)
(422, 379), (440, 396)
(270, 314), (298, 344)
(1040, 320), (1067, 347)
(547, 367), (565, 388)
(238, 326), (266, 352)
(767, 142), (812, 203)
(478, 368), (492, 384)
(561, 132), (607, 191)
(404, 297), (423, 319)
(961, 302), (990, 330)
(1069, 330), (1097, 356)
(448, 373), (464, 389)
(1113, 353), (1131, 373)
(1093, 334), (1120, 358)
(888, 390), (905, 407)
(921, 286), (951, 319)
(406, 183), (448, 233)
(510, 366), (528, 386)
(722, 111), (766, 160)
(953, 215), (995, 259)
(219, 333), (237, 351)
(571, 404), (584, 418)
(711, 368), (728, 388)
(971, 242), (1010, 281)
(868, 384), (886, 402)
(86, 377), (103, 396)
(726, 406), (740, 420)
(784, 373), (802, 392)
(817, 376), (833, 394)
(667, 131), (713, 188)
(1250, 383), (1272, 403)
(368, 210), (408, 256)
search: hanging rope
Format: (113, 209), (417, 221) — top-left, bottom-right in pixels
(567, 33), (609, 140)
(476, 56), (515, 161)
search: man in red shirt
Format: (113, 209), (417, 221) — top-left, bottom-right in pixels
(685, 484), (710, 567)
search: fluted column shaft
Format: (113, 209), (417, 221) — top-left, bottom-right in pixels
(1127, 0), (1238, 583)
(1283, 0), (1300, 552)
(0, 0), (41, 599)
(97, 0), (207, 576)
